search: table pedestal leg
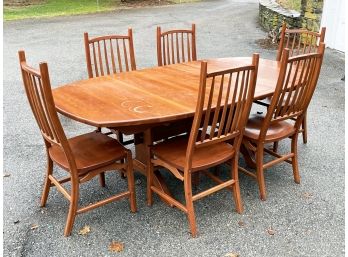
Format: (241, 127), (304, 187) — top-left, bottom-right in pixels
(240, 143), (257, 169)
(134, 130), (174, 207)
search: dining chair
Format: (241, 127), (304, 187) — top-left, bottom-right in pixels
(84, 28), (136, 78)
(18, 50), (136, 236)
(157, 24), (197, 66)
(84, 29), (137, 146)
(239, 43), (325, 201)
(147, 54), (259, 237)
(255, 23), (326, 149)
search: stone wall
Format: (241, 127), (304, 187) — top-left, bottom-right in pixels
(259, 0), (324, 33)
(301, 0), (323, 32)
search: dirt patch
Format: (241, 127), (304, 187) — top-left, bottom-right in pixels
(255, 38), (278, 50)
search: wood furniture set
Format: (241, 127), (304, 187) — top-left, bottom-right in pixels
(18, 23), (326, 237)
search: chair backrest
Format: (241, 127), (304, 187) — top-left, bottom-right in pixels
(262, 43), (325, 138)
(276, 23), (326, 61)
(84, 28), (136, 78)
(185, 54), (259, 169)
(157, 24), (197, 66)
(18, 51), (77, 170)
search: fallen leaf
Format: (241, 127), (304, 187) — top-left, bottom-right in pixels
(78, 225), (91, 235)
(31, 224), (39, 230)
(303, 192), (313, 198)
(238, 221), (245, 227)
(109, 241), (124, 252)
(224, 253), (239, 257)
(3, 173), (11, 178)
(14, 220), (20, 224)
(267, 227), (275, 235)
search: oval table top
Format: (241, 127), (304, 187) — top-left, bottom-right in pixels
(53, 57), (280, 128)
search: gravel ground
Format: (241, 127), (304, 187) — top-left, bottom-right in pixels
(3, 0), (345, 256)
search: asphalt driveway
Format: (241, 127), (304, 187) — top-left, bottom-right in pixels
(3, 0), (345, 256)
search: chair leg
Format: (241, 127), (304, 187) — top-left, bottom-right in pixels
(126, 152), (137, 212)
(231, 156), (243, 213)
(147, 160), (154, 206)
(40, 155), (53, 207)
(272, 141), (279, 152)
(192, 172), (200, 187)
(291, 134), (301, 184)
(256, 146), (267, 201)
(184, 171), (197, 237)
(98, 172), (106, 187)
(116, 131), (124, 144)
(213, 165), (221, 177)
(64, 181), (79, 237)
(302, 113), (308, 144)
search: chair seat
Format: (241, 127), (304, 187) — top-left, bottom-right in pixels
(244, 114), (295, 142)
(152, 136), (235, 172)
(49, 132), (126, 174)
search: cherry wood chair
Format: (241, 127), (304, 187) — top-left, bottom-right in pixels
(255, 23), (326, 149)
(84, 29), (137, 146)
(157, 24), (197, 66)
(84, 28), (136, 78)
(240, 43), (325, 200)
(147, 54), (259, 237)
(18, 50), (136, 236)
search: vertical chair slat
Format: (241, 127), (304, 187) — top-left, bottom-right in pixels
(230, 70), (246, 132)
(162, 36), (166, 65)
(224, 71), (240, 135)
(200, 76), (215, 142)
(116, 39), (123, 72)
(32, 75), (55, 140)
(181, 32), (185, 62)
(171, 33), (175, 64)
(92, 43), (99, 77)
(123, 39), (129, 71)
(156, 24), (196, 66)
(176, 33), (180, 63)
(110, 39), (117, 74)
(217, 73), (232, 137)
(288, 58), (312, 114)
(187, 33), (191, 62)
(275, 62), (296, 117)
(37, 77), (60, 143)
(166, 35), (170, 65)
(97, 41), (104, 76)
(209, 74), (224, 139)
(84, 30), (137, 77)
(103, 40), (110, 75)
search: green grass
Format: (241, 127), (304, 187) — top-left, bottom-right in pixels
(4, 0), (118, 21)
(4, 0), (201, 21)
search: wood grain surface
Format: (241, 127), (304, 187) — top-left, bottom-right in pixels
(53, 58), (280, 128)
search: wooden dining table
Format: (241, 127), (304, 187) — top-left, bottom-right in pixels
(53, 57), (281, 199)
